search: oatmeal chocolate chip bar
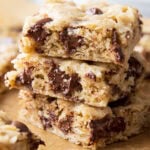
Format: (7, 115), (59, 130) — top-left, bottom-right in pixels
(19, 90), (150, 149)
(134, 33), (150, 76)
(5, 54), (143, 107)
(0, 111), (44, 150)
(0, 38), (18, 93)
(20, 0), (142, 65)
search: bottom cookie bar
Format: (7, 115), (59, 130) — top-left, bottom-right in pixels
(19, 90), (150, 150)
(0, 111), (44, 150)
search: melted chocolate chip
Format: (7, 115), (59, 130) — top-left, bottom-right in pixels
(109, 96), (130, 108)
(26, 18), (52, 44)
(40, 116), (52, 130)
(58, 115), (73, 134)
(35, 47), (44, 53)
(111, 29), (124, 63)
(47, 97), (57, 103)
(110, 84), (127, 99)
(86, 61), (95, 65)
(12, 121), (30, 132)
(87, 8), (103, 15)
(85, 72), (96, 81)
(49, 111), (58, 122)
(48, 61), (82, 97)
(111, 84), (129, 99)
(145, 73), (150, 80)
(89, 115), (126, 143)
(138, 18), (143, 25)
(111, 85), (122, 96)
(143, 51), (150, 62)
(40, 111), (58, 130)
(30, 139), (45, 150)
(59, 27), (84, 54)
(126, 57), (143, 79)
(16, 67), (34, 87)
(104, 69), (118, 83)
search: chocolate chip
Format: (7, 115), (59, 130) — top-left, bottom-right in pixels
(143, 51), (150, 62)
(32, 93), (37, 99)
(138, 18), (143, 25)
(85, 72), (96, 81)
(109, 96), (130, 108)
(58, 115), (73, 134)
(40, 116), (52, 130)
(112, 84), (130, 99)
(30, 139), (45, 150)
(49, 111), (58, 122)
(12, 121), (30, 132)
(40, 111), (58, 130)
(35, 47), (44, 53)
(104, 69), (118, 83)
(59, 27), (84, 54)
(47, 97), (57, 103)
(86, 8), (103, 15)
(111, 85), (122, 96)
(112, 29), (119, 44)
(145, 73), (150, 80)
(26, 17), (52, 44)
(111, 29), (124, 63)
(89, 115), (126, 143)
(16, 67), (34, 87)
(126, 57), (143, 79)
(86, 61), (95, 65)
(48, 61), (82, 97)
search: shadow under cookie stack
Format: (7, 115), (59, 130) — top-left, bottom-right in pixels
(5, 0), (150, 149)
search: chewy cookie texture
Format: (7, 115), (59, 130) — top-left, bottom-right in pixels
(19, 90), (150, 149)
(0, 111), (44, 150)
(20, 0), (142, 65)
(5, 54), (143, 107)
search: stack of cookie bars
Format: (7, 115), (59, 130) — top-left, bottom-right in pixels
(5, 0), (150, 149)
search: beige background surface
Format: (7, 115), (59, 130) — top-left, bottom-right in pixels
(0, 0), (150, 149)
(0, 0), (39, 28)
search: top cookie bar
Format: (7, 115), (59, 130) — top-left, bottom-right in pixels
(20, 0), (142, 65)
